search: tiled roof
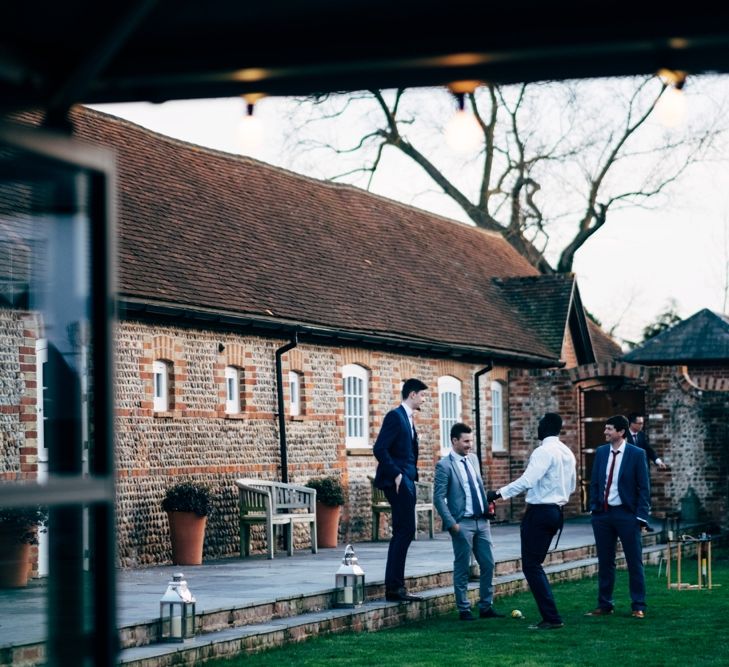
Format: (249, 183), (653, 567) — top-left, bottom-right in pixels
(587, 319), (623, 362)
(65, 107), (586, 364)
(492, 275), (575, 357)
(623, 309), (729, 363)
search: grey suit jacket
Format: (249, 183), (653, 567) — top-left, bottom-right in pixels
(434, 452), (487, 531)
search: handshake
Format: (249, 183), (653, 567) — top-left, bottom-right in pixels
(486, 490), (501, 503)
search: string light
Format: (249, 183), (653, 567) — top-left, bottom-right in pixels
(236, 93), (266, 154)
(655, 69), (687, 128)
(444, 81), (483, 153)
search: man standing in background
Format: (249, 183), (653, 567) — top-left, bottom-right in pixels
(626, 413), (667, 470)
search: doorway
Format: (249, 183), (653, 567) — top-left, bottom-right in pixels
(579, 387), (645, 511)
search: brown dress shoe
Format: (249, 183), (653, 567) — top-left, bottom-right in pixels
(631, 610), (645, 619)
(585, 607), (614, 616)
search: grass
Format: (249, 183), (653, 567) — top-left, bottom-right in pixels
(209, 551), (729, 666)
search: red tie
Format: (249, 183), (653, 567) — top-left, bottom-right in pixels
(603, 450), (620, 511)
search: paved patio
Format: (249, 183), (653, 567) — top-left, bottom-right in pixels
(0, 517), (613, 651)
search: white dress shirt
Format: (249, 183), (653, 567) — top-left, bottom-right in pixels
(498, 436), (576, 505)
(452, 453), (484, 516)
(400, 401), (415, 437)
(605, 441), (625, 507)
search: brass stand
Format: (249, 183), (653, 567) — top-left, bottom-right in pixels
(666, 536), (717, 590)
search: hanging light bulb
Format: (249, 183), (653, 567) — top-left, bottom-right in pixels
(236, 93), (265, 154)
(655, 69), (688, 128)
(444, 81), (483, 153)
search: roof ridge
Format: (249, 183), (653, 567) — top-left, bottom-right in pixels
(79, 105), (506, 240)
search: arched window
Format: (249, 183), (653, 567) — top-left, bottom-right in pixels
(343, 364), (369, 447)
(225, 366), (241, 414)
(438, 376), (462, 452)
(153, 360), (170, 412)
(289, 371), (301, 416)
(491, 381), (505, 452)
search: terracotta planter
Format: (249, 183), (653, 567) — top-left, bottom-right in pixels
(0, 527), (31, 588)
(167, 511), (207, 565)
(315, 502), (341, 548)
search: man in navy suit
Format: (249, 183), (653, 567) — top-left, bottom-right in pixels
(374, 378), (428, 602)
(627, 413), (667, 470)
(586, 414), (650, 619)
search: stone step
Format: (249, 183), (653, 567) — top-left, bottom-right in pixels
(118, 542), (671, 667)
(118, 531), (671, 652)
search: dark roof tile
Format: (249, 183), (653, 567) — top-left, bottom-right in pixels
(623, 309), (729, 363)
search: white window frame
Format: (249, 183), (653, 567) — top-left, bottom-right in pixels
(289, 371), (301, 417)
(153, 360), (169, 412)
(491, 381), (505, 452)
(343, 364), (369, 447)
(438, 376), (462, 453)
(225, 366), (241, 414)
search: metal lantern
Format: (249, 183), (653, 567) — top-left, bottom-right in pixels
(335, 544), (365, 607)
(159, 573), (196, 642)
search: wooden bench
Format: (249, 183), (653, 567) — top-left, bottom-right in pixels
(234, 479), (318, 559)
(368, 475), (435, 541)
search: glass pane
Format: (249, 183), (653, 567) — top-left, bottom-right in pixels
(0, 131), (115, 663)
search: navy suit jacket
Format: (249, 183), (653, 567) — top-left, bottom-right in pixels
(626, 431), (659, 465)
(589, 443), (650, 519)
(373, 406), (419, 489)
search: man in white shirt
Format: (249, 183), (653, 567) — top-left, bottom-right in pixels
(487, 412), (576, 630)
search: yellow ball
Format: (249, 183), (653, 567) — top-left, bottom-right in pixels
(511, 609), (523, 619)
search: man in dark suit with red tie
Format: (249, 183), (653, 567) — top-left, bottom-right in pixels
(374, 378), (428, 602)
(586, 414), (650, 619)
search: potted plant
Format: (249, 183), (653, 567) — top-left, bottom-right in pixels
(162, 481), (212, 566)
(0, 506), (48, 588)
(306, 476), (345, 548)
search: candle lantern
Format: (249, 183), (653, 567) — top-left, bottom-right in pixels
(335, 544), (365, 607)
(159, 573), (196, 642)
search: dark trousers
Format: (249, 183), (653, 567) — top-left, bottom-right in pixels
(520, 504), (563, 623)
(591, 505), (646, 611)
(383, 478), (417, 591)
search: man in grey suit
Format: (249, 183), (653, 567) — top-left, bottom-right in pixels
(434, 422), (503, 621)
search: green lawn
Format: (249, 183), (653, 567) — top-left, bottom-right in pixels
(211, 551), (729, 666)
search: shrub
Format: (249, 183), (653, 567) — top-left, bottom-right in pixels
(161, 481), (212, 517)
(306, 476), (345, 507)
(0, 506), (48, 544)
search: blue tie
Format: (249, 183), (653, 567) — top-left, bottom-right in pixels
(462, 459), (484, 518)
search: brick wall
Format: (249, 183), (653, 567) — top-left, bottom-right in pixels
(5, 308), (728, 568)
(686, 363), (729, 391)
(505, 362), (729, 532)
(113, 320), (510, 566)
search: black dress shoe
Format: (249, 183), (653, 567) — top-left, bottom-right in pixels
(528, 620), (564, 630)
(459, 610), (475, 621)
(479, 607), (505, 618)
(385, 589), (423, 602)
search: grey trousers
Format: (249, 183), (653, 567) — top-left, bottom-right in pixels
(449, 517), (495, 611)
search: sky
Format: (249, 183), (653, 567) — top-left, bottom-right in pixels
(91, 78), (729, 348)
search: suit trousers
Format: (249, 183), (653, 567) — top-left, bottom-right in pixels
(383, 477), (417, 592)
(520, 504), (563, 624)
(591, 505), (646, 611)
(450, 517), (495, 611)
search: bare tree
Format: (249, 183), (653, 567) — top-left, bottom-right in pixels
(282, 77), (726, 274)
